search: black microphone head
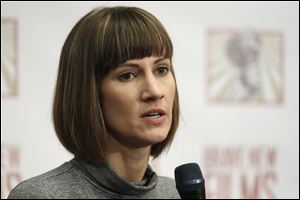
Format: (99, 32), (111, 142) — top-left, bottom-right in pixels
(174, 163), (205, 199)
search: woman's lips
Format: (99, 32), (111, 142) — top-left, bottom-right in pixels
(142, 114), (166, 125)
(140, 108), (167, 125)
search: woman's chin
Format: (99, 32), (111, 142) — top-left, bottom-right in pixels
(144, 129), (169, 144)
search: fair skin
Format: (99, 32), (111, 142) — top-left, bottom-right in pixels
(101, 55), (176, 182)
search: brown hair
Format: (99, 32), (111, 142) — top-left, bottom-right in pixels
(53, 6), (179, 166)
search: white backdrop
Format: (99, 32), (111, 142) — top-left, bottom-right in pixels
(1, 1), (299, 199)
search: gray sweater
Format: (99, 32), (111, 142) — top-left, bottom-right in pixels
(8, 157), (180, 199)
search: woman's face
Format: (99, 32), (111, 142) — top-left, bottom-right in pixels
(101, 56), (176, 148)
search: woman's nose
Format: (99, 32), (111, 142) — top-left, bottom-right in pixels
(141, 74), (165, 102)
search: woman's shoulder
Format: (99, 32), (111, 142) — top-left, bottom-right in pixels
(8, 160), (77, 199)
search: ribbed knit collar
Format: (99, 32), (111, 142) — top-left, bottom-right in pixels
(71, 157), (157, 196)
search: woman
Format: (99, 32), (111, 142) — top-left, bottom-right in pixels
(8, 6), (180, 199)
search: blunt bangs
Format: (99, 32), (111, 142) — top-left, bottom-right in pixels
(96, 7), (173, 75)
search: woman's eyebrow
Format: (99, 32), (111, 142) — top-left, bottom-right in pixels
(154, 57), (169, 64)
(118, 62), (140, 68)
(118, 57), (169, 68)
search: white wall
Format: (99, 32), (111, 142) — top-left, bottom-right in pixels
(1, 1), (299, 198)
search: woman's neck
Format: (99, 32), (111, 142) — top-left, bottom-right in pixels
(107, 135), (151, 182)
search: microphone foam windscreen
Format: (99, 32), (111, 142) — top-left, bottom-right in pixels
(174, 163), (204, 190)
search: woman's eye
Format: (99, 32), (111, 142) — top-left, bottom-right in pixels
(156, 66), (169, 76)
(119, 72), (136, 81)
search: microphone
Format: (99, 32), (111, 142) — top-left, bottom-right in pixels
(174, 163), (206, 199)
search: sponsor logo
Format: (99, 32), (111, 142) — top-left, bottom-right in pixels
(207, 29), (284, 104)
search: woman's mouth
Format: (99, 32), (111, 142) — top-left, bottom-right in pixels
(141, 109), (166, 125)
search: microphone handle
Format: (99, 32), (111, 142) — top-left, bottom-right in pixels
(179, 186), (206, 199)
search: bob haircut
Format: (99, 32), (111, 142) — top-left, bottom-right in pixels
(53, 6), (179, 166)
